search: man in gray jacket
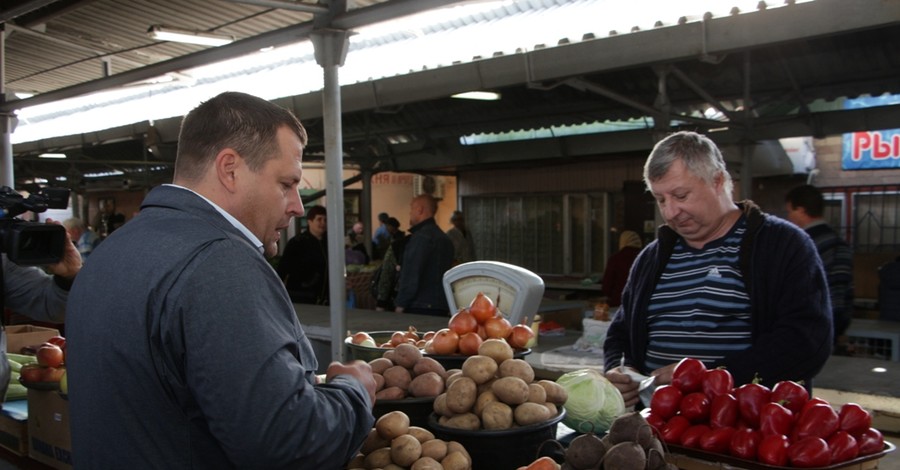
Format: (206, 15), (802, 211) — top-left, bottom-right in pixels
(66, 92), (375, 469)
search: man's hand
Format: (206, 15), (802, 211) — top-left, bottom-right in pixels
(605, 367), (640, 407)
(45, 218), (82, 279)
(649, 363), (677, 387)
(325, 360), (376, 407)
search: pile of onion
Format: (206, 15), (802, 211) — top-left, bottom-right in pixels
(424, 292), (535, 356)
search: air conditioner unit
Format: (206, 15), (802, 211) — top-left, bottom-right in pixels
(413, 174), (444, 199)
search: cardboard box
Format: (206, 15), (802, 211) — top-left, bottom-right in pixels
(6, 325), (60, 354)
(0, 399), (28, 456)
(27, 389), (71, 470)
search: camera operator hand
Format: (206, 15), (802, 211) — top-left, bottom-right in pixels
(45, 218), (82, 279)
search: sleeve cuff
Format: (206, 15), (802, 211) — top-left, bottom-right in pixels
(53, 275), (74, 291)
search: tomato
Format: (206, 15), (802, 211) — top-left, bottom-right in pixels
(770, 380), (809, 414)
(680, 424), (711, 449)
(788, 436), (831, 468)
(649, 385), (683, 420)
(857, 427), (885, 456)
(671, 358), (707, 394)
(827, 431), (859, 464)
(838, 403), (872, 437)
(759, 402), (794, 437)
(758, 434), (791, 466)
(729, 428), (761, 460)
(708, 393), (738, 429)
(679, 392), (711, 423)
(661, 415), (692, 445)
(36, 344), (64, 368)
(699, 426), (736, 454)
(734, 381), (771, 428)
(795, 403), (840, 441)
(19, 364), (44, 383)
(702, 368), (734, 399)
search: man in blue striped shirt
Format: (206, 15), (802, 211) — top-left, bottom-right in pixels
(604, 131), (832, 407)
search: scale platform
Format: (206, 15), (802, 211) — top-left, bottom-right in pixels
(442, 261), (545, 326)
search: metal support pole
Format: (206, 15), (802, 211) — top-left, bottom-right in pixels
(311, 28), (353, 363)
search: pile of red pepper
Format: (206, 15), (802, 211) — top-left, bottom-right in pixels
(644, 358), (885, 468)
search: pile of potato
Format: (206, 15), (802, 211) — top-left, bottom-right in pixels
(372, 342), (449, 401)
(347, 410), (473, 470)
(433, 339), (568, 431)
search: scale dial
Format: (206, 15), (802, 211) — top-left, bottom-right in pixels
(449, 275), (518, 318)
(443, 261), (545, 326)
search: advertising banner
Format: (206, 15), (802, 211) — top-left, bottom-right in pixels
(842, 94), (900, 170)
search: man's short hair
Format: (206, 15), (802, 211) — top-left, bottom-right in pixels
(785, 184), (825, 217)
(644, 131), (733, 196)
(378, 212), (389, 223)
(305, 205), (326, 221)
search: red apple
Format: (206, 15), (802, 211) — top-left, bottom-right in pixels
(37, 344), (64, 368)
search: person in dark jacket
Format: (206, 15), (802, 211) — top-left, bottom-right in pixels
(604, 131), (832, 407)
(601, 230), (643, 309)
(277, 205), (329, 304)
(66, 92), (375, 469)
(394, 194), (454, 316)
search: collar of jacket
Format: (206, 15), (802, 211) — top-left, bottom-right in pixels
(409, 217), (437, 234)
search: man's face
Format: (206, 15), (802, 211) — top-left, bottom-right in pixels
(784, 202), (805, 227)
(409, 199), (424, 227)
(308, 214), (327, 239)
(234, 126), (304, 257)
(648, 158), (725, 245)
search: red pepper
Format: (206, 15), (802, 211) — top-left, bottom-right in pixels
(838, 403), (872, 437)
(794, 403), (840, 441)
(734, 381), (771, 428)
(702, 367), (734, 399)
(661, 415), (692, 445)
(758, 401), (794, 437)
(679, 424), (711, 449)
(788, 436), (831, 468)
(671, 357), (707, 394)
(679, 392), (711, 423)
(827, 430), (860, 464)
(699, 426), (736, 454)
(708, 393), (738, 429)
(770, 380), (809, 414)
(729, 428), (761, 460)
(649, 385), (683, 421)
(758, 434), (791, 466)
(857, 427), (885, 456)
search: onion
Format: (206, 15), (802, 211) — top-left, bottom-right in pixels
(390, 331), (407, 347)
(448, 309), (478, 335)
(458, 332), (484, 356)
(507, 323), (535, 349)
(483, 316), (512, 339)
(403, 326), (420, 342)
(431, 328), (459, 355)
(350, 331), (374, 345)
(469, 292), (498, 323)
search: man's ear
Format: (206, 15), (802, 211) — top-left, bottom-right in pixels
(215, 149), (241, 192)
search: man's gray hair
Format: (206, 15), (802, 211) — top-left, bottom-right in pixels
(644, 131), (733, 196)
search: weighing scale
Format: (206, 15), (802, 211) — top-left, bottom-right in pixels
(442, 261), (545, 326)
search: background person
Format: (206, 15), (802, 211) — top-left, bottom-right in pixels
(785, 184), (854, 354)
(66, 91), (375, 469)
(346, 220), (369, 264)
(62, 217), (101, 261)
(374, 217), (408, 311)
(372, 212), (391, 260)
(446, 210), (476, 265)
(394, 194), (454, 316)
(601, 230), (642, 310)
(277, 205), (329, 304)
(603, 131), (832, 407)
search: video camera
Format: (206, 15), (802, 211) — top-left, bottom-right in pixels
(0, 186), (71, 265)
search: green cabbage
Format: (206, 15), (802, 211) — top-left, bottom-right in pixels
(556, 368), (626, 434)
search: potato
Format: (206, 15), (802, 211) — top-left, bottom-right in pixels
(544, 402), (559, 417)
(369, 357), (394, 375)
(433, 393), (451, 417)
(363, 447), (392, 469)
(413, 356), (448, 380)
(420, 438), (448, 461)
(478, 338), (514, 365)
(382, 349), (396, 362)
(391, 434), (423, 467)
(445, 370), (464, 388)
(514, 402), (552, 426)
(491, 376), (530, 405)
(537, 379), (569, 405)
(362, 428), (390, 455)
(461, 355), (498, 384)
(409, 371), (444, 398)
(383, 365), (412, 390)
(443, 412), (481, 430)
(411, 456), (443, 470)
(442, 450), (472, 470)
(447, 441), (471, 464)
(473, 389), (498, 416)
(373, 373), (385, 392)
(445, 376), (477, 414)
(481, 401), (514, 430)
(527, 383), (547, 403)
(498, 358), (535, 383)
(476, 377), (497, 396)
(375, 410), (409, 440)
(407, 426), (435, 443)
(393, 343), (423, 369)
(375, 386), (406, 401)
